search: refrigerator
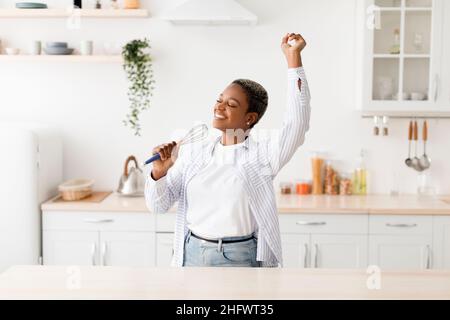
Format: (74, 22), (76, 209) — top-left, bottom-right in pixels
(0, 123), (62, 272)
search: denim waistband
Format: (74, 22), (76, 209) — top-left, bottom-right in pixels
(186, 229), (257, 242)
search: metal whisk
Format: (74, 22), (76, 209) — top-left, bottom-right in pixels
(144, 124), (209, 165)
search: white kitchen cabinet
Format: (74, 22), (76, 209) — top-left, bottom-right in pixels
(281, 234), (310, 268)
(356, 0), (449, 116)
(156, 233), (175, 267)
(43, 230), (99, 266)
(43, 211), (156, 267)
(43, 210), (450, 270)
(433, 217), (450, 269)
(369, 235), (432, 269)
(100, 232), (155, 267)
(280, 214), (369, 268)
(368, 215), (433, 269)
(281, 234), (368, 269)
(311, 235), (368, 269)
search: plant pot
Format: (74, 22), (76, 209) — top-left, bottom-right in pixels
(124, 0), (140, 9)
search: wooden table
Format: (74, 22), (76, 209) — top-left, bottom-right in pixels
(0, 266), (449, 299)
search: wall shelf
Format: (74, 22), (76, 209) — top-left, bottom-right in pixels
(361, 110), (450, 119)
(373, 54), (431, 58)
(0, 8), (149, 18)
(0, 55), (122, 62)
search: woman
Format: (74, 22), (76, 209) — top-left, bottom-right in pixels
(146, 33), (311, 268)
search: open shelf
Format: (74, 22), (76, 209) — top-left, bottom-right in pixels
(361, 110), (450, 119)
(373, 54), (431, 58)
(0, 8), (149, 18)
(0, 55), (122, 62)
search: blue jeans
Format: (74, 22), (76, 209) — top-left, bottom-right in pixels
(183, 230), (261, 267)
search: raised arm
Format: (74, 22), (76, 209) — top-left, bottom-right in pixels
(268, 33), (311, 176)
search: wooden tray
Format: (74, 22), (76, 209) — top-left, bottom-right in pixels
(53, 191), (112, 203)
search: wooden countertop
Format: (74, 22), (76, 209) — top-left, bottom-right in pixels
(1, 266), (449, 300)
(41, 192), (450, 215)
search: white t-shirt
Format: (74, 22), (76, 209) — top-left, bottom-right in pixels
(186, 141), (257, 238)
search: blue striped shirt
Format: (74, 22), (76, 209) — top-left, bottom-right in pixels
(145, 67), (311, 267)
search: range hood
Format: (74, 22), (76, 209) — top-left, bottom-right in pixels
(161, 0), (258, 25)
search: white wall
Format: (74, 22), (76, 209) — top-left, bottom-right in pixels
(0, 0), (449, 195)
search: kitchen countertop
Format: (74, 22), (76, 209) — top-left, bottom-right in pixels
(41, 192), (450, 215)
(0, 265), (449, 299)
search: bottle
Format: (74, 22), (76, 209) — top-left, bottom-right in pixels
(390, 29), (400, 54)
(353, 150), (367, 195)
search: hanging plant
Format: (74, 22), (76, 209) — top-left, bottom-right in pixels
(122, 38), (155, 136)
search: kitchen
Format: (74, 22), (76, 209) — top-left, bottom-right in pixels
(1, 0), (450, 303)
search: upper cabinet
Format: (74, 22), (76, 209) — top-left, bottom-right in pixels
(356, 0), (450, 117)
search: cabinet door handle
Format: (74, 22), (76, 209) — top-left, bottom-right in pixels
(426, 245), (431, 270)
(101, 242), (108, 266)
(91, 243), (97, 266)
(84, 219), (114, 224)
(303, 243), (308, 268)
(433, 74), (440, 102)
(386, 223), (418, 228)
(314, 244), (319, 268)
(296, 221), (327, 226)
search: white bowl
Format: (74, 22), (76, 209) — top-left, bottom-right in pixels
(393, 92), (410, 100)
(410, 92), (426, 101)
(5, 47), (20, 55)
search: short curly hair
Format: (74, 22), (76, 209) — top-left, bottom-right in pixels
(232, 79), (268, 128)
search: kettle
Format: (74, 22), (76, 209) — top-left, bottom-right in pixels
(117, 155), (145, 197)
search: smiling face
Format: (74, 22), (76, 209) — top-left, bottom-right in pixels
(213, 83), (258, 133)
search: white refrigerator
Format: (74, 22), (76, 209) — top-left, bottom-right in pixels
(0, 123), (62, 272)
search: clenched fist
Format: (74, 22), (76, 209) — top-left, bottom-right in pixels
(281, 33), (306, 68)
(150, 141), (178, 180)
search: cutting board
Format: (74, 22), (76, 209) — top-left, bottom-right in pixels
(53, 191), (112, 203)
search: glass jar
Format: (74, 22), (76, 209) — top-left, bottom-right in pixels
(339, 173), (353, 196)
(311, 152), (325, 195)
(296, 180), (312, 195)
(279, 182), (293, 195)
(417, 172), (436, 197)
(124, 0), (140, 9)
(324, 160), (339, 195)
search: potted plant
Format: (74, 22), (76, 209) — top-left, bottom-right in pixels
(122, 38), (155, 136)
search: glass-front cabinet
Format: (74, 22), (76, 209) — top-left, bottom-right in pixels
(357, 0), (449, 116)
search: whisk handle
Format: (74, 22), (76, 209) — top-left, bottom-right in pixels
(144, 153), (161, 165)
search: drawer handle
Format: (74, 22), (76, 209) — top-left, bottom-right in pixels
(296, 221), (327, 226)
(91, 243), (97, 266)
(386, 223), (418, 228)
(303, 243), (308, 268)
(84, 219), (115, 224)
(426, 245), (431, 270)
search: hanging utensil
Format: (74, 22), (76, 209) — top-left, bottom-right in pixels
(419, 120), (431, 170)
(411, 120), (424, 172)
(405, 120), (413, 168)
(144, 124), (209, 166)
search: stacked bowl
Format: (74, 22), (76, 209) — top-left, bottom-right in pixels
(44, 42), (74, 55)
